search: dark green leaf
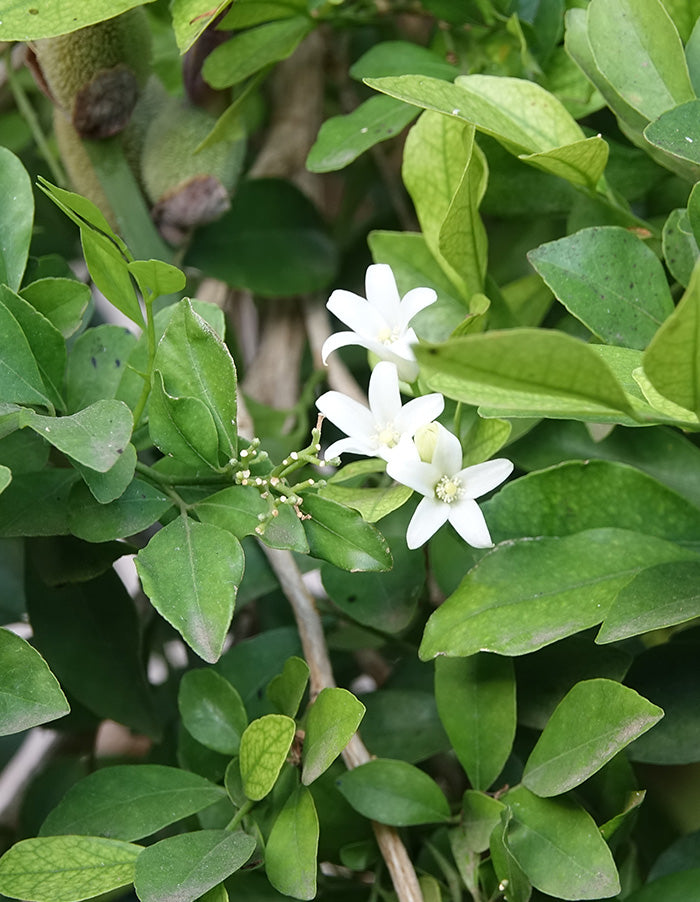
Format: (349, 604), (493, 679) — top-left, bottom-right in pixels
(265, 786), (319, 900)
(266, 656), (309, 718)
(490, 811), (532, 902)
(625, 870), (700, 902)
(260, 502), (309, 552)
(0, 469), (79, 537)
(65, 324), (137, 412)
(644, 99), (700, 166)
(0, 302), (51, 408)
(301, 493), (392, 572)
(68, 477), (171, 542)
(178, 669), (248, 755)
(302, 688), (365, 785)
(239, 714), (296, 800)
(194, 485), (270, 540)
(73, 442), (137, 504)
(359, 689), (450, 764)
(40, 765), (226, 841)
(0, 628), (69, 735)
(0, 147), (33, 291)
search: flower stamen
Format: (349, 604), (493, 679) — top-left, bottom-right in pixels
(376, 425), (400, 448)
(435, 474), (463, 503)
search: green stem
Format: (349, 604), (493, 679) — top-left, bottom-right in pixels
(226, 799), (255, 831)
(134, 460), (232, 488)
(130, 296), (156, 428)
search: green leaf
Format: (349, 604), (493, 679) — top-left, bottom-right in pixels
(37, 178), (128, 250)
(171, 0), (231, 52)
(0, 835), (142, 902)
(265, 786), (319, 901)
(587, 0), (694, 120)
(239, 714), (296, 800)
(0, 627), (69, 736)
(598, 559), (700, 642)
(301, 493), (392, 572)
(40, 765), (226, 841)
(220, 0), (306, 29)
(186, 179), (337, 297)
(0, 470), (79, 537)
(626, 869), (700, 901)
(194, 485), (270, 539)
(519, 135), (608, 190)
(134, 830), (255, 902)
(20, 278), (90, 339)
(80, 230), (144, 328)
(419, 528), (697, 660)
(266, 656), (309, 717)
(68, 477), (172, 542)
(0, 147), (33, 291)
(202, 16), (312, 88)
(302, 688), (365, 785)
(528, 227), (674, 349)
(319, 481), (412, 523)
(0, 465), (10, 495)
(644, 261), (700, 415)
(178, 669), (248, 755)
(0, 301), (52, 408)
(415, 328), (634, 421)
(359, 689), (449, 764)
(73, 442), (137, 504)
(435, 655), (515, 790)
(644, 99), (700, 170)
(350, 39), (458, 82)
(148, 372), (221, 470)
(663, 208), (699, 287)
(490, 811), (532, 902)
(127, 259), (186, 298)
(65, 324), (137, 412)
(503, 786), (620, 899)
(523, 679), (663, 797)
(307, 95), (417, 173)
(22, 401), (133, 473)
(136, 515), (244, 663)
(155, 300), (237, 463)
(461, 790), (506, 853)
(260, 501), (309, 552)
(336, 759), (450, 826)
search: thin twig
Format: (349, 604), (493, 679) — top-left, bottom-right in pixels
(261, 546), (424, 902)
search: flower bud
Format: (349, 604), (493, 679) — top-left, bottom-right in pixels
(414, 423), (440, 463)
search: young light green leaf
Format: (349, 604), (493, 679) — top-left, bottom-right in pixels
(239, 714), (296, 800)
(136, 515), (244, 663)
(171, 0), (231, 52)
(20, 278), (90, 339)
(0, 465), (10, 494)
(266, 656), (309, 717)
(503, 786), (620, 899)
(148, 371), (221, 470)
(0, 627), (69, 735)
(80, 229), (144, 328)
(302, 688), (366, 785)
(265, 786), (319, 901)
(301, 493), (392, 572)
(134, 830), (255, 902)
(435, 655), (515, 791)
(37, 178), (128, 252)
(420, 528), (696, 660)
(178, 669), (248, 755)
(598, 559), (700, 642)
(519, 135), (608, 189)
(68, 477), (172, 542)
(336, 759), (451, 826)
(0, 147), (33, 291)
(528, 227), (673, 349)
(40, 765), (226, 841)
(22, 401), (133, 473)
(461, 790), (505, 853)
(0, 835), (142, 902)
(127, 259), (186, 298)
(523, 679), (663, 796)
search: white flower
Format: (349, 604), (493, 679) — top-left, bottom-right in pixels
(386, 424), (513, 549)
(316, 361), (444, 462)
(321, 263), (437, 382)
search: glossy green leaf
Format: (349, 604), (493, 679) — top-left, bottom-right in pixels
(598, 559), (700, 642)
(127, 259), (186, 298)
(301, 493), (392, 572)
(74, 442), (137, 504)
(155, 300), (237, 464)
(186, 179), (337, 297)
(644, 261), (700, 415)
(178, 669), (248, 755)
(0, 301), (52, 408)
(587, 0), (694, 120)
(81, 230), (143, 328)
(136, 515), (244, 663)
(461, 790), (505, 853)
(266, 656), (309, 717)
(336, 759), (450, 826)
(265, 786), (319, 901)
(22, 401), (133, 473)
(663, 208), (699, 287)
(415, 328), (633, 422)
(319, 482), (412, 523)
(40, 765), (226, 841)
(503, 786), (620, 899)
(134, 830), (255, 902)
(239, 714), (296, 800)
(419, 528), (696, 660)
(20, 278), (90, 339)
(194, 485), (270, 539)
(523, 679), (663, 796)
(0, 835), (142, 902)
(435, 655), (515, 790)
(69, 477), (172, 542)
(302, 688), (365, 785)
(307, 95), (417, 173)
(65, 325), (137, 413)
(171, 0), (231, 52)
(148, 372), (221, 470)
(0, 147), (33, 291)
(528, 227), (673, 349)
(644, 99), (700, 167)
(0, 627), (69, 736)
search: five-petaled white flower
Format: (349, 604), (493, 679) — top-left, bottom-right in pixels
(316, 361), (444, 462)
(321, 263), (437, 382)
(386, 424), (513, 549)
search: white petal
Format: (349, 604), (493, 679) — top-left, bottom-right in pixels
(406, 496), (449, 548)
(394, 392), (444, 437)
(365, 264), (401, 323)
(379, 344), (419, 382)
(448, 498), (494, 548)
(398, 286), (438, 329)
(324, 436), (376, 459)
(321, 330), (370, 364)
(458, 458), (514, 500)
(316, 391), (375, 440)
(387, 455), (439, 497)
(368, 361), (402, 423)
(432, 424), (464, 475)
(327, 290), (387, 340)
